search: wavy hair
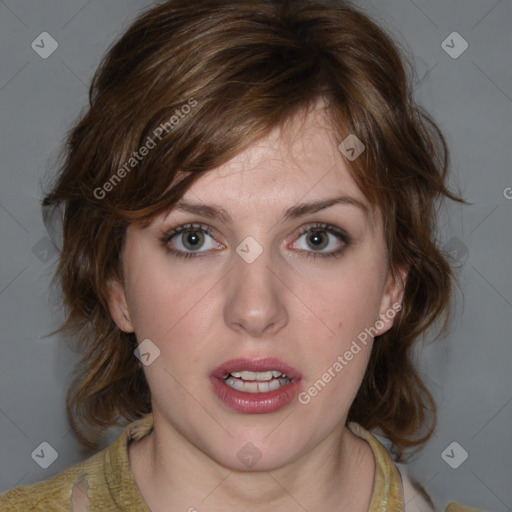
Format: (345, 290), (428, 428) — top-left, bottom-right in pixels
(43, 0), (463, 459)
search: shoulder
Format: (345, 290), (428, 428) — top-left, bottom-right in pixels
(348, 422), (482, 512)
(397, 466), (435, 512)
(0, 414), (153, 512)
(398, 463), (484, 512)
(0, 449), (104, 511)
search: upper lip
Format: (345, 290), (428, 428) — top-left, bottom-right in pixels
(211, 357), (302, 380)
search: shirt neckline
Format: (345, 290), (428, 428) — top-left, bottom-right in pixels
(347, 421), (405, 511)
(104, 414), (404, 511)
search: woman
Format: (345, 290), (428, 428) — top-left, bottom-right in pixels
(0, 0), (477, 510)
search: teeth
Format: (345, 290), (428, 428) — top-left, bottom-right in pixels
(257, 380), (281, 392)
(230, 370), (284, 381)
(224, 376), (290, 393)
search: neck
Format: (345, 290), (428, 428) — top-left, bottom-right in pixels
(129, 413), (375, 512)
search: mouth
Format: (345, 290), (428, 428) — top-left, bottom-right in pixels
(223, 370), (291, 393)
(210, 358), (302, 414)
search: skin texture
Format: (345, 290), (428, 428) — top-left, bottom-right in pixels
(108, 102), (406, 511)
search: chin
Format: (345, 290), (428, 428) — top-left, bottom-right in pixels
(201, 429), (306, 473)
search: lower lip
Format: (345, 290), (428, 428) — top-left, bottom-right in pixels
(210, 376), (302, 414)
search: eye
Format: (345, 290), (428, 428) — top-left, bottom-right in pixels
(290, 223), (350, 259)
(161, 223), (224, 258)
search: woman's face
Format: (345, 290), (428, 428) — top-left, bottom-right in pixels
(109, 103), (404, 471)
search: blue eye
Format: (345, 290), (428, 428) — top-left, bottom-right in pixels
(161, 223), (223, 259)
(161, 222), (350, 260)
(291, 223), (350, 259)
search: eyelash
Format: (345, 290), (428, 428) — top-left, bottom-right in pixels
(295, 223), (350, 259)
(160, 223), (217, 260)
(160, 222), (351, 260)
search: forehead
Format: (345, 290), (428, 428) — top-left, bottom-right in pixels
(180, 103), (369, 211)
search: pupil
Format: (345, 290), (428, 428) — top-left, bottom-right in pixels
(184, 230), (204, 250)
(307, 231), (327, 250)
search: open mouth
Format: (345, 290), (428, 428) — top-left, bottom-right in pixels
(223, 370), (291, 393)
(210, 358), (302, 414)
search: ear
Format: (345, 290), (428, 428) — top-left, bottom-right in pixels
(106, 279), (134, 333)
(374, 265), (408, 337)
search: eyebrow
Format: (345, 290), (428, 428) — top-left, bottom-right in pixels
(173, 196), (371, 225)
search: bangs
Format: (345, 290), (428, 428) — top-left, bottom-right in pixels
(76, 0), (406, 224)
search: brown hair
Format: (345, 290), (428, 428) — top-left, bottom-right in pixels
(44, 0), (463, 459)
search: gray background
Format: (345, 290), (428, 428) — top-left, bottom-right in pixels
(0, 1), (511, 511)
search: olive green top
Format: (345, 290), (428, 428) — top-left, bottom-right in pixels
(0, 414), (480, 511)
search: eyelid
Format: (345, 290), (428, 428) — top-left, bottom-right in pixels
(161, 221), (351, 259)
(160, 222), (225, 259)
(288, 222), (351, 259)
(160, 222), (217, 244)
(294, 222), (350, 243)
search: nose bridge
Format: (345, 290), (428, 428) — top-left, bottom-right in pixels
(223, 237), (288, 336)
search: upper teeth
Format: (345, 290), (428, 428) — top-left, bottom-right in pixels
(229, 370), (286, 381)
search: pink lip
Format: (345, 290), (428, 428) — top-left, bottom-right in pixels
(210, 357), (303, 414)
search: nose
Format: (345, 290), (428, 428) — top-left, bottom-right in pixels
(223, 246), (288, 338)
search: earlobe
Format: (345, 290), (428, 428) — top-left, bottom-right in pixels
(375, 266), (408, 337)
(107, 279), (134, 333)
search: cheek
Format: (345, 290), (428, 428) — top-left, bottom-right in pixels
(294, 259), (385, 339)
(288, 255), (386, 396)
(123, 249), (219, 349)
(296, 275), (378, 413)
